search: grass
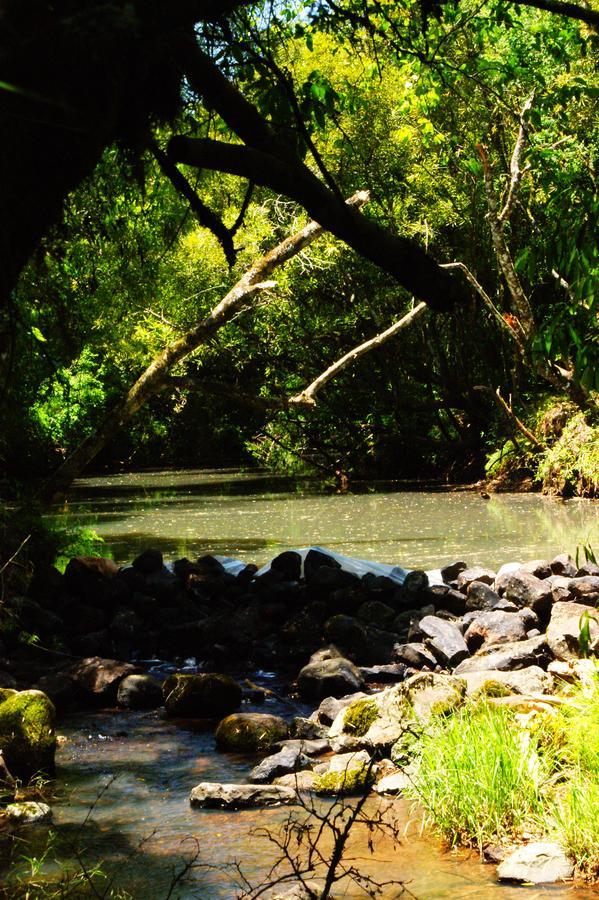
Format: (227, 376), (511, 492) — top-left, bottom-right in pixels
(408, 670), (599, 880)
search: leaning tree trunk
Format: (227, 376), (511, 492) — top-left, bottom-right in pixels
(41, 191), (369, 502)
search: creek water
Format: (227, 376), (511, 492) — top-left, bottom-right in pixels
(23, 469), (598, 898)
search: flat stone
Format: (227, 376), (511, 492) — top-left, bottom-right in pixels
(250, 746), (309, 784)
(419, 615), (469, 667)
(393, 643), (438, 669)
(68, 657), (138, 702)
(454, 635), (550, 674)
(360, 663), (407, 683)
(374, 771), (410, 794)
(497, 841), (573, 884)
(547, 601), (599, 661)
(190, 782), (297, 809)
(460, 667), (554, 697)
(278, 739), (330, 756)
(274, 771), (317, 792)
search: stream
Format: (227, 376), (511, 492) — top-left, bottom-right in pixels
(16, 469), (598, 898)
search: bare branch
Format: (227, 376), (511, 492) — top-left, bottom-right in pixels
(503, 0), (599, 27)
(290, 302), (427, 406)
(499, 92), (534, 223)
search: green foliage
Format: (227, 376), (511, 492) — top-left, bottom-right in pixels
(52, 526), (108, 574)
(537, 412), (599, 497)
(407, 702), (551, 850)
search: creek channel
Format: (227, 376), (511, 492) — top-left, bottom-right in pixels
(25, 469), (599, 898)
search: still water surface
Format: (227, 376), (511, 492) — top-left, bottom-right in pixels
(37, 469), (599, 898)
(53, 468), (598, 570)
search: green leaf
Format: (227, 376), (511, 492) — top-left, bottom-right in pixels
(31, 326), (47, 343)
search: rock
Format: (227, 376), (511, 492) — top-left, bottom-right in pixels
(163, 673), (241, 718)
(189, 782), (297, 809)
(34, 671), (79, 710)
(465, 582), (514, 612)
(393, 643), (437, 669)
(291, 717), (328, 740)
(268, 879), (328, 899)
(0, 690), (56, 780)
(322, 614), (368, 658)
(418, 615), (469, 667)
(501, 571), (552, 617)
(313, 750), (375, 795)
(360, 663), (407, 684)
(454, 635), (550, 674)
(117, 674), (163, 710)
(374, 771), (410, 794)
(576, 560), (599, 577)
(550, 554), (577, 578)
(567, 576), (599, 602)
(357, 600), (396, 631)
(401, 570), (429, 596)
(521, 559), (552, 579)
(304, 549), (340, 583)
(278, 739), (330, 757)
(274, 771), (317, 791)
(5, 801), (52, 824)
(297, 656), (364, 701)
(547, 601), (599, 661)
(424, 585), (467, 616)
(215, 713), (288, 752)
(497, 842), (573, 884)
(440, 561), (467, 583)
(132, 549), (163, 575)
(457, 567), (496, 591)
(250, 745), (309, 784)
(64, 557), (119, 602)
(270, 551), (302, 582)
(464, 611), (527, 651)
(0, 671), (16, 690)
(62, 603), (108, 636)
(311, 693), (368, 727)
(68, 657), (137, 703)
(460, 666), (554, 697)
(110, 608), (144, 640)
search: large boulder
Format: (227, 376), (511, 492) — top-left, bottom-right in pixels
(547, 601), (599, 661)
(497, 842), (573, 884)
(68, 657), (138, 704)
(163, 673), (241, 718)
(464, 611), (528, 651)
(189, 782), (297, 809)
(460, 666), (553, 697)
(215, 713), (288, 752)
(0, 690), (56, 780)
(297, 656), (364, 701)
(117, 674), (163, 710)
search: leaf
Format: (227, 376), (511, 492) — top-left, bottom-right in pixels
(31, 326), (47, 343)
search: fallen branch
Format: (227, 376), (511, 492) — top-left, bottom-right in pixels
(474, 385), (542, 447)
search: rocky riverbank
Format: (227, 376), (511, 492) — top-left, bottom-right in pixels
(0, 546), (598, 893)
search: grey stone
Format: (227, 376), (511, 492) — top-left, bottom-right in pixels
(5, 801), (52, 824)
(497, 842), (573, 884)
(457, 567), (496, 591)
(464, 611), (527, 651)
(547, 601), (599, 661)
(189, 782), (297, 809)
(550, 554), (577, 578)
(418, 616), (469, 667)
(521, 559), (552, 579)
(465, 582), (508, 612)
(374, 771), (410, 794)
(454, 635), (550, 674)
(502, 571), (553, 616)
(393, 643), (438, 669)
(250, 746), (308, 784)
(460, 666), (554, 697)
(117, 673), (163, 710)
(440, 561), (467, 583)
(291, 716), (329, 740)
(576, 561), (599, 577)
(297, 656), (364, 701)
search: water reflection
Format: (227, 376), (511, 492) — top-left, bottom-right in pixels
(48, 469), (598, 568)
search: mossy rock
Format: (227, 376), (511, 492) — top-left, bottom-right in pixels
(313, 764), (374, 796)
(0, 689), (17, 704)
(0, 690), (56, 781)
(343, 698), (379, 737)
(163, 672), (242, 718)
(390, 727), (422, 766)
(215, 713), (288, 752)
(472, 680), (513, 700)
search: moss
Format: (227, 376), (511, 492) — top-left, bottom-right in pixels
(471, 680), (513, 700)
(343, 698), (379, 737)
(313, 764), (374, 796)
(537, 412), (599, 498)
(215, 713), (288, 752)
(0, 689), (17, 703)
(0, 690), (56, 781)
(390, 727), (422, 766)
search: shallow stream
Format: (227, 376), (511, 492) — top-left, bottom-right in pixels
(24, 469), (599, 898)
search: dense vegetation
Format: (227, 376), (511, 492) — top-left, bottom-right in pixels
(1, 0), (597, 504)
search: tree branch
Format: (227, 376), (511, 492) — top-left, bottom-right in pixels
(289, 302), (427, 406)
(499, 92), (534, 223)
(503, 0), (599, 26)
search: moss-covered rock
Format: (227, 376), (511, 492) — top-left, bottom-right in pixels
(0, 690), (56, 780)
(163, 672), (242, 718)
(313, 751), (375, 796)
(342, 698), (379, 737)
(215, 713), (288, 752)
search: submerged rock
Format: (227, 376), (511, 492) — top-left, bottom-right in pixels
(189, 782), (297, 809)
(497, 842), (573, 884)
(215, 713), (288, 752)
(0, 690), (56, 780)
(163, 672), (241, 718)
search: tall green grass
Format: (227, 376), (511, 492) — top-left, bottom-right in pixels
(406, 702), (550, 851)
